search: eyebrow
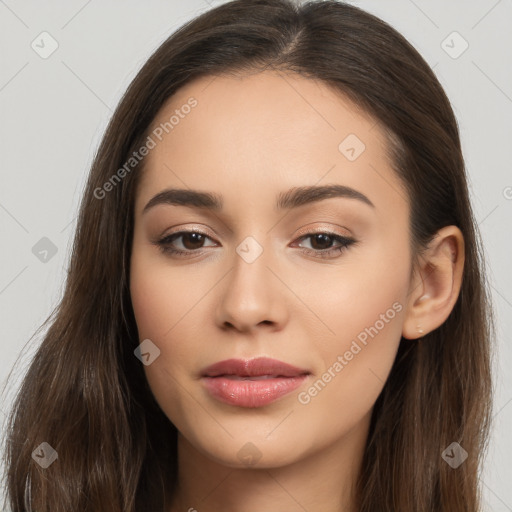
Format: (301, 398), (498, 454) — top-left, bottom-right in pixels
(142, 184), (375, 215)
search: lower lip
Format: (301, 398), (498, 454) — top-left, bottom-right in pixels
(201, 375), (309, 408)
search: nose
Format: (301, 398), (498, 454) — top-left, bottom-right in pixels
(215, 239), (289, 334)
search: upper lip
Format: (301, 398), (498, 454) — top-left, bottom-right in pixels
(201, 357), (310, 378)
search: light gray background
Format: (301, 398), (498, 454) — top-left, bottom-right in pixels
(0, 0), (511, 510)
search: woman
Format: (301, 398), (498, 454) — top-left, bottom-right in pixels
(2, 0), (494, 510)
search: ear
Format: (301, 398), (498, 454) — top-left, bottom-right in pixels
(402, 225), (465, 340)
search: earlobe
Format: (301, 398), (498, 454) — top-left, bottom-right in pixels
(402, 226), (465, 340)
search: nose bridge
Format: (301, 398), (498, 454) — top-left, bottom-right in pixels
(215, 232), (287, 331)
(230, 233), (275, 305)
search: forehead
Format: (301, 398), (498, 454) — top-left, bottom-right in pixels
(135, 70), (408, 218)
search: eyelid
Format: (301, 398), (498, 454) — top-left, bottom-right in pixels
(293, 223), (352, 239)
(157, 225), (217, 240)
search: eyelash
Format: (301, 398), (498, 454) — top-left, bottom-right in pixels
(153, 229), (357, 260)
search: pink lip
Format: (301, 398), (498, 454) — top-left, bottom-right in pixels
(200, 357), (310, 408)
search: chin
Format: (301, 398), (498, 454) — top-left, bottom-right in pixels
(182, 427), (312, 469)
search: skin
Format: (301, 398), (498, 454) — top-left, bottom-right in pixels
(129, 69), (465, 512)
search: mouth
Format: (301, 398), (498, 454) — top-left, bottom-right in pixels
(200, 356), (310, 378)
(214, 374), (296, 380)
(200, 357), (311, 408)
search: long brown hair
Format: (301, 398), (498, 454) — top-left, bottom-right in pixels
(1, 0), (494, 510)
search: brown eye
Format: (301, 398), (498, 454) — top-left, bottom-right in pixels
(308, 233), (336, 250)
(155, 230), (217, 256)
(294, 232), (357, 259)
(178, 232), (207, 250)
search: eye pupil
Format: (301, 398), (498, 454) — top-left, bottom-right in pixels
(310, 233), (333, 250)
(182, 232), (205, 250)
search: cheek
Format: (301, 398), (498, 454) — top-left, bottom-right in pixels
(303, 300), (404, 415)
(129, 246), (219, 383)
(129, 253), (202, 425)
(309, 232), (408, 338)
(300, 238), (409, 407)
(130, 240), (196, 340)
(130, 253), (197, 369)
(130, 269), (172, 339)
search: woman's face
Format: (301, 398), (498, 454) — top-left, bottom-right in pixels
(130, 70), (414, 468)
